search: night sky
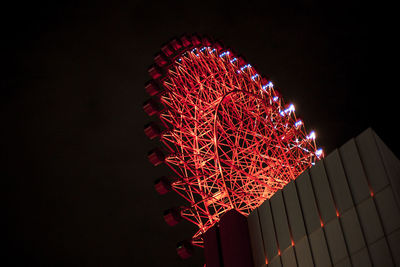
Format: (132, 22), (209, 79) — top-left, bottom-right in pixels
(2, 1), (397, 266)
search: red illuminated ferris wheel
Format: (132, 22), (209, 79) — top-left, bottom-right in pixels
(143, 34), (323, 249)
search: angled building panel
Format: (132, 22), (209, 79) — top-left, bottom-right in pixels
(387, 229), (400, 266)
(374, 132), (400, 207)
(356, 197), (384, 245)
(258, 200), (279, 262)
(309, 160), (338, 223)
(324, 218), (349, 264)
(280, 246), (297, 267)
(324, 150), (354, 214)
(282, 181), (307, 243)
(369, 237), (394, 266)
(270, 191), (292, 251)
(339, 207), (367, 254)
(355, 128), (390, 193)
(308, 228), (332, 267)
(339, 139), (371, 204)
(295, 171), (322, 234)
(350, 247), (372, 267)
(268, 255), (282, 267)
(333, 257), (351, 267)
(294, 237), (314, 267)
(374, 186), (400, 235)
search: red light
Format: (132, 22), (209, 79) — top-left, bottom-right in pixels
(367, 182), (374, 197)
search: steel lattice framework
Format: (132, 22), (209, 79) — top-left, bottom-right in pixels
(144, 35), (323, 247)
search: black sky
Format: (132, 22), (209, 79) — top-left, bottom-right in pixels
(1, 1), (397, 266)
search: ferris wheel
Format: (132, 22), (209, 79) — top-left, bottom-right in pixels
(143, 34), (322, 256)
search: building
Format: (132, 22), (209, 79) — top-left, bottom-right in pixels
(203, 128), (400, 267)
